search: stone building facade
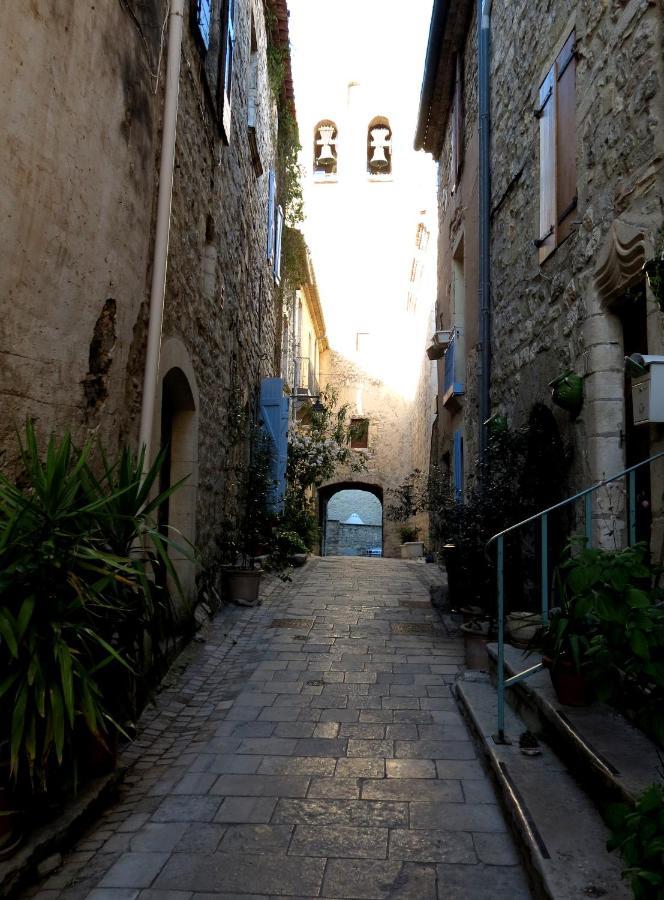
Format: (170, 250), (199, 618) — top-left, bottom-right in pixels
(1, 0), (296, 606)
(417, 0), (664, 547)
(279, 231), (328, 418)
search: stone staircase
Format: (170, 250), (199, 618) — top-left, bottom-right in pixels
(454, 644), (662, 899)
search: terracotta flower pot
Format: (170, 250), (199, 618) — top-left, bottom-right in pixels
(461, 621), (490, 670)
(459, 605), (484, 624)
(79, 729), (118, 778)
(0, 750), (22, 860)
(543, 655), (592, 706)
(223, 568), (262, 606)
(507, 612), (542, 648)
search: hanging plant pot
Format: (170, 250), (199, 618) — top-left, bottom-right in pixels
(549, 371), (583, 414)
(644, 256), (664, 310)
(485, 413), (508, 434)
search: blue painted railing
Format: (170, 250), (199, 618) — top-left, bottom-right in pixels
(486, 450), (664, 743)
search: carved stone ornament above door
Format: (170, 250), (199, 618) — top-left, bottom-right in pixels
(593, 220), (647, 306)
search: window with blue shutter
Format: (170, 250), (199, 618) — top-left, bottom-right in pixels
(218, 0), (236, 144)
(442, 329), (464, 408)
(195, 0), (213, 49)
(267, 170), (276, 263)
(453, 430), (464, 503)
(274, 205), (284, 283)
(259, 377), (289, 513)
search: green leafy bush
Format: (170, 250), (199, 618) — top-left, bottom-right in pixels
(426, 406), (570, 613)
(608, 783), (664, 899)
(399, 525), (420, 543)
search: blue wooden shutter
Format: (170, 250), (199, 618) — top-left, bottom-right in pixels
(196, 0), (212, 49)
(267, 171), (276, 263)
(444, 334), (455, 397)
(219, 0), (235, 144)
(453, 430), (463, 503)
(260, 377), (289, 513)
(274, 205), (284, 283)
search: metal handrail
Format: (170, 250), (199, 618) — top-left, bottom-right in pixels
(487, 449), (664, 742)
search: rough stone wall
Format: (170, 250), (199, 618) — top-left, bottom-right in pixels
(431, 5), (481, 498)
(1, 0), (285, 600)
(327, 489), (383, 526)
(488, 0), (664, 505)
(147, 0), (281, 586)
(0, 0), (164, 467)
(325, 523), (383, 556)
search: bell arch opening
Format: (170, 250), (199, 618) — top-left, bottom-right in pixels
(367, 116), (392, 175)
(313, 119), (338, 175)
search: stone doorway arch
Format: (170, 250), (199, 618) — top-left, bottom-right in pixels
(155, 337), (199, 612)
(318, 481), (384, 557)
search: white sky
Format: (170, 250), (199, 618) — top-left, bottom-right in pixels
(287, 0), (437, 397)
(288, 0), (434, 110)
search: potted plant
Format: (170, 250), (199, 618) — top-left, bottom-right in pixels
(399, 524), (424, 559)
(385, 471), (427, 559)
(0, 425), (134, 795)
(220, 429), (276, 606)
(529, 605), (594, 706)
(549, 371), (584, 414)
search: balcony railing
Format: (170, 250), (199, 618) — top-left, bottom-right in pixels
(295, 356), (319, 398)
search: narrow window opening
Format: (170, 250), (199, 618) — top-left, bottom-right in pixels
(247, 16), (262, 175)
(350, 418), (370, 450)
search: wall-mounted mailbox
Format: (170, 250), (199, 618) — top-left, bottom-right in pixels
(629, 355), (664, 425)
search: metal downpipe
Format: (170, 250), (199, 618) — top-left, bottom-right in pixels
(138, 0), (185, 464)
(478, 0), (492, 474)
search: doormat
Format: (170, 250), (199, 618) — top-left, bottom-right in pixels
(390, 622), (435, 634)
(270, 618), (314, 629)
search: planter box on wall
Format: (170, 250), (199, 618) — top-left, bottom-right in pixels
(401, 541), (424, 559)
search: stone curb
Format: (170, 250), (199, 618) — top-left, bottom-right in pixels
(0, 769), (126, 898)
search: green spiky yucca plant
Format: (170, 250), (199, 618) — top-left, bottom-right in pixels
(0, 423), (193, 790)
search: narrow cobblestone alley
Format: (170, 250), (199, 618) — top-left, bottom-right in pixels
(27, 558), (532, 900)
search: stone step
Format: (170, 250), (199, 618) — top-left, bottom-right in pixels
(455, 674), (631, 900)
(486, 642), (661, 810)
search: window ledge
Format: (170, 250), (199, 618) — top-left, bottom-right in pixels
(313, 174), (339, 184)
(367, 174), (394, 183)
(442, 385), (464, 411)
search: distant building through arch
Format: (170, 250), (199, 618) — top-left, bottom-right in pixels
(319, 482), (383, 556)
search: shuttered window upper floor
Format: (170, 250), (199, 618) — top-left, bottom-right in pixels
(537, 30), (577, 263)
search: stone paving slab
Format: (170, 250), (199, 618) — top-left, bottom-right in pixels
(22, 558), (531, 900)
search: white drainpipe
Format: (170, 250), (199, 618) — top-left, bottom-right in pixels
(138, 0), (185, 463)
